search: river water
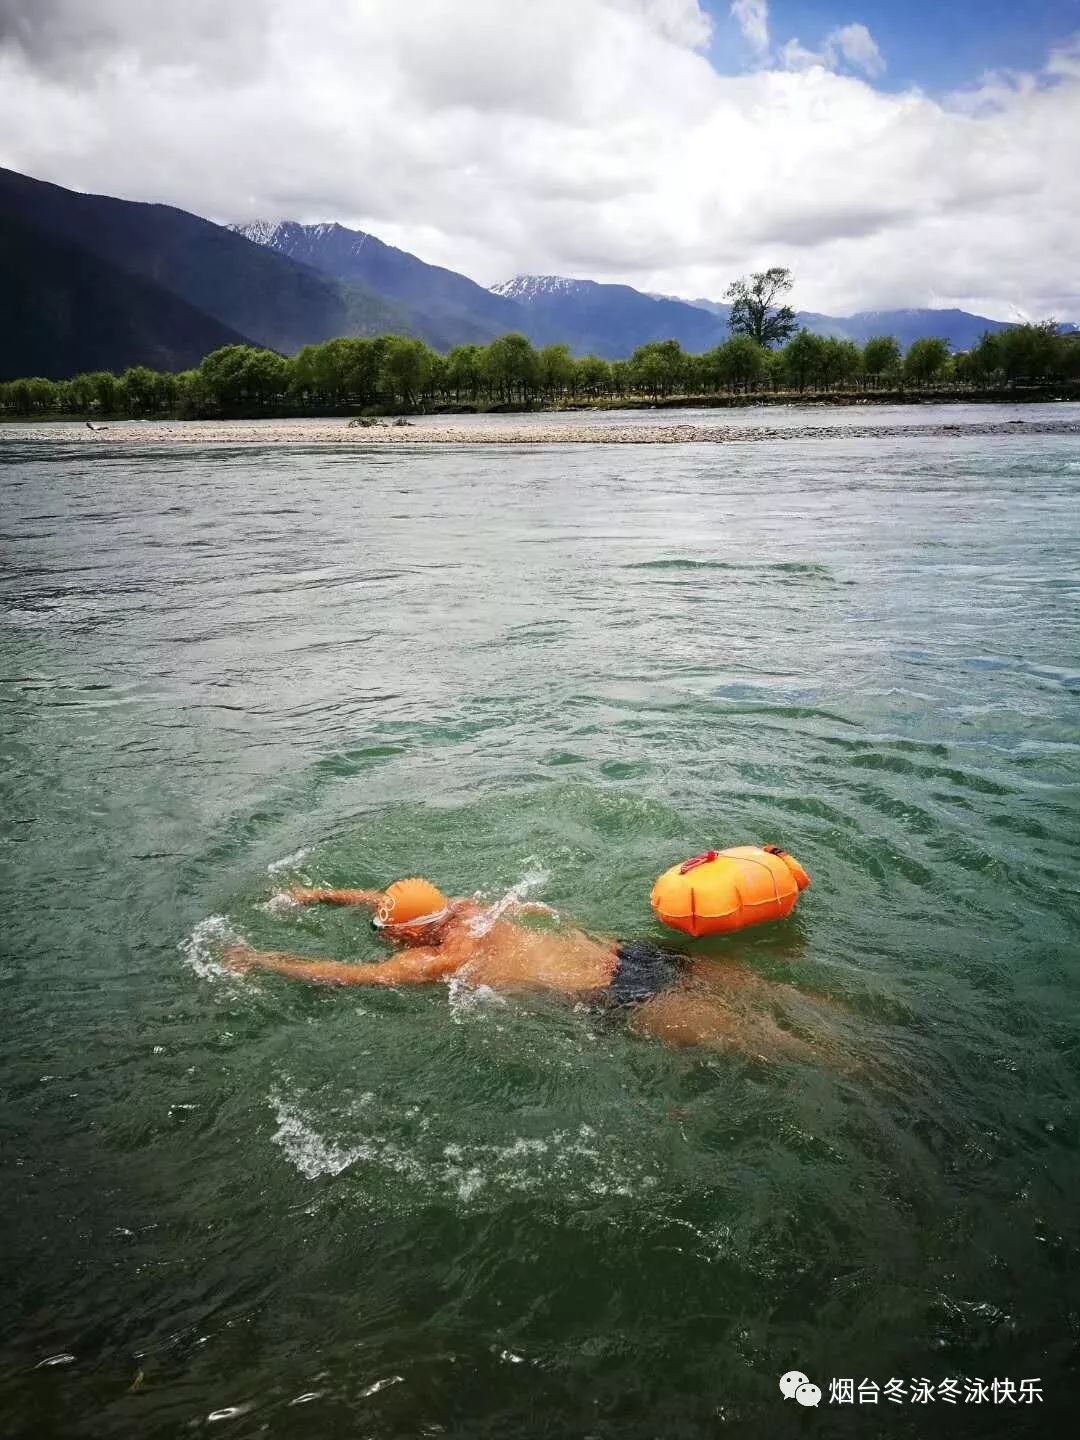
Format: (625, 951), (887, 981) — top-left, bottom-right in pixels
(2, 410), (1079, 1437)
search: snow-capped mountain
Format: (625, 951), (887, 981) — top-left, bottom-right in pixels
(231, 220), (526, 348)
(491, 275), (595, 302)
(488, 274), (725, 355)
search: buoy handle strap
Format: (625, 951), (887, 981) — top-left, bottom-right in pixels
(680, 850), (718, 874)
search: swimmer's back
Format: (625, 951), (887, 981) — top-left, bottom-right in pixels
(457, 918), (615, 994)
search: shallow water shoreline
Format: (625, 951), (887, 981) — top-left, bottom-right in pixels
(5, 416), (1080, 445)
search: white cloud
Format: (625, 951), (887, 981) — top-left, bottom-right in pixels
(779, 21), (885, 78)
(0, 0), (1076, 321)
(779, 37), (825, 71)
(730, 1), (770, 57)
(826, 23), (884, 78)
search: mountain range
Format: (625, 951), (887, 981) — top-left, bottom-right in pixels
(0, 166), (1052, 382)
(229, 220), (524, 350)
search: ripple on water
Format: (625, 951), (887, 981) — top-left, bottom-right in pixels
(5, 421), (1080, 1433)
(267, 1086), (662, 1207)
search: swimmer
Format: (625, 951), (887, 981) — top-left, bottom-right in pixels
(224, 877), (841, 1062)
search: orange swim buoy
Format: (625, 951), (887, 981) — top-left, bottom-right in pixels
(651, 846), (810, 939)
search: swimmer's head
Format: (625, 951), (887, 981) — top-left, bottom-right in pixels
(373, 877), (452, 943)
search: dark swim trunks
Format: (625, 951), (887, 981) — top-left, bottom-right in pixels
(603, 940), (686, 1008)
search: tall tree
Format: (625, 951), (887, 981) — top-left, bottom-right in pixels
(446, 344), (482, 402)
(780, 330), (825, 390)
(380, 336), (432, 408)
(629, 339), (685, 399)
(724, 267), (797, 348)
(711, 335), (766, 390)
(903, 337), (950, 387)
(538, 343), (574, 400)
(862, 335), (901, 386)
(819, 337), (862, 390)
(482, 334), (539, 405)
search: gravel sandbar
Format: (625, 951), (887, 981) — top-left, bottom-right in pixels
(4, 418), (1080, 445)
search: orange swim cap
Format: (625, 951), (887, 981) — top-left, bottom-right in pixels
(375, 877), (450, 928)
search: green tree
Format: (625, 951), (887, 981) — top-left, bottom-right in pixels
(64, 373), (97, 413)
(819, 337), (862, 390)
(780, 330), (826, 390)
(711, 335), (766, 391)
(609, 359), (631, 396)
(380, 336), (432, 408)
(175, 369), (211, 418)
(244, 349), (288, 409)
(862, 335), (901, 387)
(481, 333), (539, 405)
(118, 367), (161, 415)
(336, 337), (381, 406)
(575, 355), (611, 398)
(629, 339), (685, 399)
(199, 345), (271, 412)
(424, 352), (449, 406)
(7, 378), (34, 414)
(88, 372), (120, 415)
(446, 344), (482, 403)
(539, 343), (574, 400)
(1059, 333), (1080, 380)
(25, 377), (59, 413)
(724, 267), (797, 348)
(903, 337), (950, 387)
(994, 322), (1065, 383)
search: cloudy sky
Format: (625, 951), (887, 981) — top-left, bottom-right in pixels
(0, 0), (1077, 319)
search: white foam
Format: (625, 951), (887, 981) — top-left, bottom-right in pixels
(446, 976), (506, 1023)
(267, 1088), (658, 1204)
(263, 890), (299, 915)
(180, 915), (245, 982)
(466, 862), (553, 937)
(270, 1090), (370, 1179)
(269, 1090), (427, 1183)
(267, 848), (310, 875)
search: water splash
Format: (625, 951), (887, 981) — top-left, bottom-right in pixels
(263, 890), (299, 916)
(466, 862), (553, 937)
(267, 848), (310, 876)
(267, 1089), (658, 1204)
(180, 915), (245, 982)
(446, 977), (506, 1024)
(269, 1089), (426, 1183)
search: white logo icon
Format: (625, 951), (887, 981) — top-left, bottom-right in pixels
(779, 1370), (810, 1400)
(779, 1371), (821, 1407)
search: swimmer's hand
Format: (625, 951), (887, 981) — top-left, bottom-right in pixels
(223, 945), (257, 975)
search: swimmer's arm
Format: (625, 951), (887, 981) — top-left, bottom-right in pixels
(225, 934), (474, 987)
(286, 887), (383, 907)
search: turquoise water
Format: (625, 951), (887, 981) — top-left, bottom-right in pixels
(2, 418), (1079, 1437)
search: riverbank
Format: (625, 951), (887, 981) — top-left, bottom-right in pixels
(4, 413), (1080, 445)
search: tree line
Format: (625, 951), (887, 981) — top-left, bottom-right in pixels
(2, 262), (1076, 420)
(3, 324), (1076, 420)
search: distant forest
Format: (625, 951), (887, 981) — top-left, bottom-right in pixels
(2, 323), (1077, 420)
